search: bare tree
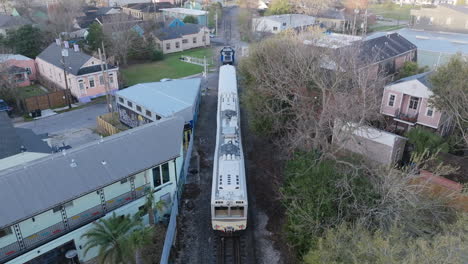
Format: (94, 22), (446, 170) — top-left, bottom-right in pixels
(240, 30), (385, 155)
(0, 58), (23, 112)
(289, 0), (331, 15)
(102, 14), (141, 66)
(47, 0), (86, 36)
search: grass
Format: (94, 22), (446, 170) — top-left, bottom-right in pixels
(369, 3), (417, 21)
(369, 24), (407, 32)
(17, 84), (46, 99)
(122, 48), (214, 86)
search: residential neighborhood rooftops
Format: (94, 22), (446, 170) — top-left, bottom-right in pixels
(260, 14), (315, 25)
(116, 78), (201, 117)
(155, 23), (206, 40)
(0, 14), (31, 28)
(160, 8), (208, 16)
(0, 54), (33, 62)
(0, 117), (184, 228)
(359, 33), (417, 63)
(124, 2), (174, 12)
(0, 112), (51, 160)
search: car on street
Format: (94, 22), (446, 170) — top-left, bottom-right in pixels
(0, 99), (12, 115)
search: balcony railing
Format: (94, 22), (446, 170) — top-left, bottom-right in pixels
(394, 109), (418, 123)
(0, 183), (151, 263)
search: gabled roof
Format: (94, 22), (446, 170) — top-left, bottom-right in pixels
(359, 33), (417, 64)
(155, 23), (206, 40)
(386, 72), (434, 98)
(37, 43), (109, 76)
(116, 78), (201, 117)
(391, 71), (433, 88)
(0, 14), (31, 28)
(0, 117), (184, 228)
(0, 112), (51, 160)
(77, 64), (117, 75)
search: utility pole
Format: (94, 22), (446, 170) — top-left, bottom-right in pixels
(99, 42), (112, 113)
(362, 9), (368, 37)
(215, 12), (218, 36)
(60, 38), (72, 109)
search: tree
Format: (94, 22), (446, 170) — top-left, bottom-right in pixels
(183, 15), (198, 24)
(47, 0), (86, 36)
(5, 25), (44, 58)
(81, 213), (152, 264)
(265, 0), (292, 15)
(87, 22), (107, 52)
(304, 215), (468, 264)
(397, 61), (428, 79)
(406, 127), (449, 158)
(289, 0), (330, 15)
(430, 55), (468, 149)
(208, 2), (222, 29)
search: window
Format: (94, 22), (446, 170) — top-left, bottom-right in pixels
(26, 67), (32, 75)
(202, 35), (206, 42)
(119, 97), (124, 103)
(175, 42), (180, 48)
(64, 201), (73, 208)
(99, 75), (104, 85)
(0, 227), (12, 238)
(282, 22), (286, 26)
(127, 101), (133, 107)
(230, 206), (244, 217)
(52, 205), (62, 213)
(215, 207), (229, 217)
(156, 115), (161, 120)
(59, 73), (61, 80)
(78, 80), (84, 90)
(162, 163), (170, 183)
(109, 73), (114, 84)
(153, 166), (162, 187)
(89, 78), (95, 88)
(182, 39), (188, 44)
(273, 26), (278, 31)
(429, 17), (434, 25)
(136, 105), (142, 112)
(146, 110), (151, 117)
(120, 178), (128, 184)
(166, 43), (171, 50)
(388, 94), (396, 107)
(193, 37), (197, 44)
(409, 96), (419, 110)
(426, 107), (434, 117)
(446, 17), (452, 25)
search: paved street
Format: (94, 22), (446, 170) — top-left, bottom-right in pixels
(15, 102), (107, 148)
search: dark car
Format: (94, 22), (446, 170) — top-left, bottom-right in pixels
(0, 99), (13, 115)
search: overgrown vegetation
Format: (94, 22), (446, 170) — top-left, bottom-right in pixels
(0, 25), (47, 58)
(183, 15), (198, 24)
(406, 127), (449, 158)
(265, 0), (292, 15)
(397, 61), (429, 79)
(207, 2), (223, 29)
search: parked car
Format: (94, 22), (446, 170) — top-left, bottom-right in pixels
(0, 99), (12, 115)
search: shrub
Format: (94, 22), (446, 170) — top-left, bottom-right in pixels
(151, 49), (164, 61)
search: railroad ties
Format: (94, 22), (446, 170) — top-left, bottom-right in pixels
(215, 234), (246, 264)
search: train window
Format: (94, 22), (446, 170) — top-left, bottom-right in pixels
(230, 207), (244, 217)
(215, 207), (229, 217)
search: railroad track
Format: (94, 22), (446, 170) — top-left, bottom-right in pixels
(216, 234), (244, 264)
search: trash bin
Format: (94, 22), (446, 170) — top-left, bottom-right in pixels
(36, 109), (42, 117)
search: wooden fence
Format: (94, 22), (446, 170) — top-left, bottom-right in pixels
(24, 90), (71, 112)
(96, 112), (121, 136)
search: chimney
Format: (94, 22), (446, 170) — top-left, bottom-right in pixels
(55, 38), (61, 46)
(64, 41), (69, 48)
(73, 44), (80, 52)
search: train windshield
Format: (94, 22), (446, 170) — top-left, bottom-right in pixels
(215, 206), (229, 217)
(214, 206), (244, 218)
(230, 207), (244, 217)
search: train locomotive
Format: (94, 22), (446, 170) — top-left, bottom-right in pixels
(220, 46), (235, 65)
(211, 64), (247, 232)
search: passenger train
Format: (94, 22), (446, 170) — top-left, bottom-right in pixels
(211, 64), (248, 232)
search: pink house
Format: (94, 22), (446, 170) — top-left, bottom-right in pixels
(380, 72), (452, 135)
(0, 54), (37, 87)
(36, 42), (119, 103)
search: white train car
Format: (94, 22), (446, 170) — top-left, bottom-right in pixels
(211, 65), (248, 232)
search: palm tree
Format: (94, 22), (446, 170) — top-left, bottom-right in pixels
(81, 213), (152, 264)
(143, 190), (156, 226)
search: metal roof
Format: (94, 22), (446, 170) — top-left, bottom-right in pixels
(36, 43), (93, 76)
(0, 54), (32, 62)
(0, 117), (184, 228)
(160, 8), (208, 16)
(116, 78), (201, 117)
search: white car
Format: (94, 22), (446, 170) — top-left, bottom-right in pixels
(160, 78), (172, 82)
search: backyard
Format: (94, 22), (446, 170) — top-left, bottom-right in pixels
(17, 84), (46, 99)
(369, 3), (417, 21)
(122, 48), (214, 86)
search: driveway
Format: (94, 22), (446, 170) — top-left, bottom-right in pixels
(15, 102), (107, 148)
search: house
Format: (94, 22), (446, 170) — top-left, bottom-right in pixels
(252, 14), (316, 34)
(368, 28), (468, 69)
(0, 111), (51, 162)
(122, 2), (174, 21)
(380, 72), (452, 135)
(315, 8), (347, 33)
(161, 8), (208, 26)
(36, 42), (119, 103)
(410, 4), (468, 34)
(0, 117), (185, 264)
(0, 14), (31, 35)
(332, 120), (407, 165)
(152, 23), (210, 54)
(0, 54), (37, 87)
(74, 6), (122, 29)
(116, 78), (201, 130)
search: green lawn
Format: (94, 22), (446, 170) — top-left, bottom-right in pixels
(122, 48), (214, 86)
(370, 3), (417, 21)
(369, 24), (406, 32)
(17, 84), (46, 99)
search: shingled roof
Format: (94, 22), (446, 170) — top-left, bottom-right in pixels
(0, 117), (184, 228)
(155, 23), (205, 40)
(359, 33), (417, 64)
